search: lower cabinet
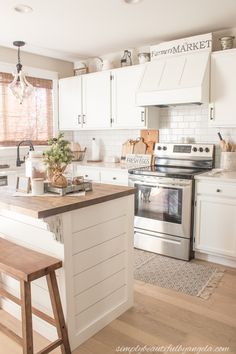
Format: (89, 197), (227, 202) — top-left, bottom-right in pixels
(74, 165), (128, 186)
(76, 166), (101, 183)
(194, 180), (236, 261)
(100, 170), (128, 186)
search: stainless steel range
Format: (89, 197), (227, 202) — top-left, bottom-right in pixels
(128, 143), (214, 260)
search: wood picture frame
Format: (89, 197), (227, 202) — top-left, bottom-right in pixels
(16, 176), (31, 193)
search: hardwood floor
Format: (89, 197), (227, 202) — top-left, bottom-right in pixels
(0, 260), (236, 354)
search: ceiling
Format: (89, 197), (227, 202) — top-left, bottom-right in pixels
(0, 0), (236, 62)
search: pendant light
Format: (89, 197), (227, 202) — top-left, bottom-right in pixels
(9, 41), (33, 104)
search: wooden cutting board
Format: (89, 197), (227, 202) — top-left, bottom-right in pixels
(133, 138), (147, 155)
(140, 130), (159, 154)
(121, 140), (135, 161)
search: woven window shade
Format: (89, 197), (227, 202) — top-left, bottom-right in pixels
(0, 72), (53, 146)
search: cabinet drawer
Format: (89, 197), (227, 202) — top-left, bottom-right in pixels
(197, 181), (236, 198)
(100, 170), (128, 185)
(76, 167), (100, 182)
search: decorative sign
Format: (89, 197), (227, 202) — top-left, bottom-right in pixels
(126, 154), (152, 166)
(151, 33), (212, 60)
(16, 176), (31, 193)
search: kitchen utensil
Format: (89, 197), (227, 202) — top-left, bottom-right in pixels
(133, 137), (147, 155)
(217, 132), (227, 151)
(140, 130), (159, 155)
(121, 139), (135, 161)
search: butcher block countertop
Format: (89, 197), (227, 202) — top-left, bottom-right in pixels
(0, 184), (135, 219)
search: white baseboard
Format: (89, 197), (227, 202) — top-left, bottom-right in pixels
(195, 251), (236, 268)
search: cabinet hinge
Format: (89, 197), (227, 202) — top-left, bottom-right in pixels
(194, 200), (197, 207)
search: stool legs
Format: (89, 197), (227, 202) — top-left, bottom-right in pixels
(20, 281), (33, 354)
(46, 271), (71, 354)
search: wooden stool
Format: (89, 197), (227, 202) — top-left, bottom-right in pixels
(0, 238), (71, 354)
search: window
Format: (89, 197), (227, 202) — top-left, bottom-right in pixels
(0, 72), (54, 146)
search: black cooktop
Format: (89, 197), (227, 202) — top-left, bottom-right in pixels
(128, 165), (208, 179)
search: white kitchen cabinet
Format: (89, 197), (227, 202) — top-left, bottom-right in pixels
(209, 49), (236, 127)
(59, 65), (159, 131)
(59, 76), (82, 130)
(82, 71), (111, 129)
(59, 71), (110, 130)
(111, 65), (159, 129)
(100, 169), (128, 186)
(73, 164), (129, 186)
(194, 180), (236, 260)
(76, 166), (101, 183)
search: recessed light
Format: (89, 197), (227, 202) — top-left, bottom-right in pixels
(14, 4), (33, 13)
(124, 0), (142, 4)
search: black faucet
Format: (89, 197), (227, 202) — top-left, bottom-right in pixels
(16, 140), (35, 167)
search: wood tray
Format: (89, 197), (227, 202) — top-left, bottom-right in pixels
(45, 181), (92, 196)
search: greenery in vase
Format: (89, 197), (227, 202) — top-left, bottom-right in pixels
(43, 133), (73, 173)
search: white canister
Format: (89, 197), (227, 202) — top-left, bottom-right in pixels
(31, 178), (44, 195)
(220, 152), (236, 171)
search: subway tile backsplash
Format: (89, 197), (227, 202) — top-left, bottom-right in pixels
(63, 104), (236, 167)
(2, 104), (235, 168)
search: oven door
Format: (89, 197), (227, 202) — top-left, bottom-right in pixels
(129, 175), (192, 238)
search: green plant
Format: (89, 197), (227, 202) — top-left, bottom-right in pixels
(43, 133), (73, 173)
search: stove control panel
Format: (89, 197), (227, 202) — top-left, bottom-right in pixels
(154, 143), (214, 158)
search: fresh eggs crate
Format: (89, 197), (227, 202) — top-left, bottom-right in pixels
(45, 180), (92, 196)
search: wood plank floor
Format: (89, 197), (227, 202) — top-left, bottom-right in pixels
(0, 260), (236, 354)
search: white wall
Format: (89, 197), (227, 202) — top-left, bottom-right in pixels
(0, 45), (74, 78)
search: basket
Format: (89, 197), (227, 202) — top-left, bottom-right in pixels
(71, 148), (87, 161)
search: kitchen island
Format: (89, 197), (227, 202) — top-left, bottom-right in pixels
(0, 184), (135, 350)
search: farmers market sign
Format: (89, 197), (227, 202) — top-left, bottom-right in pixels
(151, 33), (212, 60)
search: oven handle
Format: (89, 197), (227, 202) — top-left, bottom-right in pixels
(130, 180), (190, 189)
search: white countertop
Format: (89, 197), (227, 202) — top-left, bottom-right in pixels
(195, 169), (236, 183)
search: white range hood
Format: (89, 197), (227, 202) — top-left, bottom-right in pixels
(136, 52), (210, 106)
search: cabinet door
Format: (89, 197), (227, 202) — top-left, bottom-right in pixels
(74, 166), (101, 183)
(112, 65), (146, 128)
(100, 170), (128, 186)
(59, 76), (83, 130)
(82, 71), (111, 129)
(194, 195), (236, 258)
(210, 49), (236, 127)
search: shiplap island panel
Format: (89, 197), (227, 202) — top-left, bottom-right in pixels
(0, 184), (135, 350)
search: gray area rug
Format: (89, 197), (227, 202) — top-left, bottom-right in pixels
(134, 249), (224, 299)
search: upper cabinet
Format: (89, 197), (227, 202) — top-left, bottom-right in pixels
(59, 72), (111, 131)
(59, 65), (159, 131)
(209, 49), (236, 127)
(59, 76), (83, 130)
(111, 65), (158, 129)
(82, 71), (111, 129)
